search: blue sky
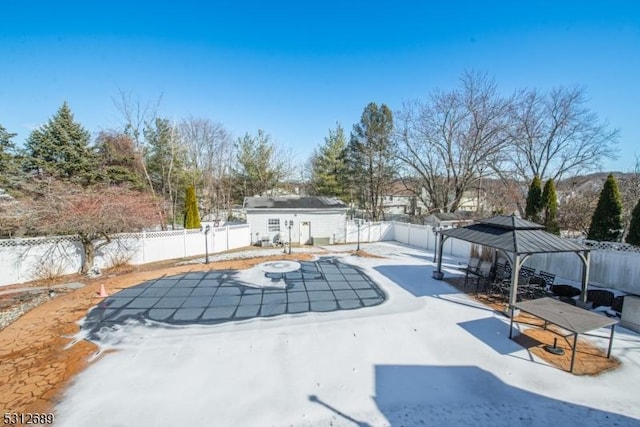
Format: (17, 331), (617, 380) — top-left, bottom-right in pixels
(1, 1), (639, 172)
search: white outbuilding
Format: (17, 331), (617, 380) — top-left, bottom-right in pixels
(244, 196), (349, 246)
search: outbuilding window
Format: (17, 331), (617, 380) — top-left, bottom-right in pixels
(268, 218), (280, 232)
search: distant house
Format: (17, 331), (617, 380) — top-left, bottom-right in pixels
(423, 211), (477, 229)
(380, 181), (431, 218)
(244, 196), (349, 246)
(456, 190), (481, 212)
(381, 181), (419, 216)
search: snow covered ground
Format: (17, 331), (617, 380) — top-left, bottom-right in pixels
(56, 242), (640, 426)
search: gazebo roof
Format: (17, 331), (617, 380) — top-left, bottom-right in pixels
(439, 215), (589, 255)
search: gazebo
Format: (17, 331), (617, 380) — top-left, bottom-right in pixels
(432, 215), (592, 306)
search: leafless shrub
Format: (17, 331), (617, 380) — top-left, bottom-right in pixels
(103, 238), (139, 270)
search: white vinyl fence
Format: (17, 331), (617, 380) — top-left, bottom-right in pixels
(390, 222), (472, 259)
(362, 221), (640, 295)
(0, 225), (251, 287)
(345, 221), (394, 243)
(2, 220), (639, 295)
(525, 249), (640, 295)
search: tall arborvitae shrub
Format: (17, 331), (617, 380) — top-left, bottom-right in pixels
(626, 198), (640, 246)
(525, 175), (543, 223)
(587, 174), (623, 241)
(542, 178), (560, 235)
(183, 186), (201, 229)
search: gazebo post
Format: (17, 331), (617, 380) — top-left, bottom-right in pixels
(508, 254), (521, 308)
(433, 235), (447, 280)
(579, 250), (591, 303)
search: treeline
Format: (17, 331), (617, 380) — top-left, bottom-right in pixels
(1, 71), (639, 246)
(308, 71), (620, 221)
(0, 100), (292, 233)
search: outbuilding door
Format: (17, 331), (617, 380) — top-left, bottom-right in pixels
(299, 221), (311, 245)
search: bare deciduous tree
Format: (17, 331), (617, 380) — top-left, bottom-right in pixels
(144, 118), (187, 229)
(512, 87), (619, 181)
(620, 156), (640, 235)
(112, 90), (164, 192)
(29, 182), (161, 274)
(396, 71), (510, 212)
(492, 87), (619, 213)
(0, 198), (28, 238)
(556, 180), (600, 237)
(179, 117), (234, 220)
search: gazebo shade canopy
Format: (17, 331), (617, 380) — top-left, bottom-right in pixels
(439, 215), (589, 255)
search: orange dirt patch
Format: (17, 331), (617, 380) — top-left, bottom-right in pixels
(444, 276), (620, 376)
(513, 323), (620, 375)
(0, 253), (318, 420)
(353, 249), (387, 259)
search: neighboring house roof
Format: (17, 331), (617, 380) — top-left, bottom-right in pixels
(386, 181), (416, 197)
(244, 196), (348, 210)
(426, 211), (477, 222)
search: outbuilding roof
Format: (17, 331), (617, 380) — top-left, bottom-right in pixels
(439, 215), (589, 255)
(244, 196), (348, 210)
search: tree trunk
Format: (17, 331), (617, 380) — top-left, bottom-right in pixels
(80, 236), (95, 275)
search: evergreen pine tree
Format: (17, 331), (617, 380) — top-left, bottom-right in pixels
(541, 178), (560, 235)
(233, 130), (287, 199)
(0, 124), (18, 182)
(347, 102), (396, 221)
(310, 123), (349, 199)
(95, 131), (145, 188)
(587, 174), (624, 241)
(24, 102), (97, 182)
(183, 185), (201, 229)
(626, 198), (640, 246)
(525, 176), (543, 223)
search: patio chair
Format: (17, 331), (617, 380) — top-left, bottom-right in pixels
(461, 257), (482, 288)
(487, 280), (510, 301)
(474, 260), (493, 293)
(519, 266), (536, 281)
(523, 275), (547, 299)
(504, 261), (513, 278)
(494, 262), (511, 282)
(538, 271), (556, 288)
(482, 262), (511, 301)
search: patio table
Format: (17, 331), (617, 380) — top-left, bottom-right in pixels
(508, 297), (618, 373)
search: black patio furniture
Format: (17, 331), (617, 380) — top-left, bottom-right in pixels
(486, 277), (510, 301)
(473, 260), (493, 293)
(551, 284), (581, 298)
(538, 271), (556, 287)
(522, 275), (548, 299)
(433, 215), (592, 307)
(494, 262), (511, 281)
(519, 266), (536, 281)
(460, 257), (482, 289)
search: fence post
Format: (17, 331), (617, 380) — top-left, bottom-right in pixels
(141, 231), (146, 263)
(183, 229), (187, 257)
(226, 226), (230, 251)
(345, 218), (348, 244)
(16, 239), (22, 282)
